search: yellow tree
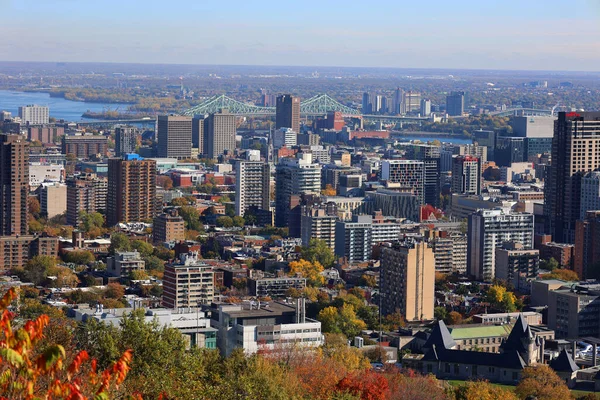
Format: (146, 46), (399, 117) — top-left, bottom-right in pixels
(289, 259), (325, 286)
(515, 364), (574, 400)
(321, 184), (337, 196)
(454, 380), (519, 400)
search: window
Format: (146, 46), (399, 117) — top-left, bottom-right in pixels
(445, 363), (450, 373)
(427, 364), (433, 373)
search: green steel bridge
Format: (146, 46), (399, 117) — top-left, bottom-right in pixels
(182, 94), (361, 116)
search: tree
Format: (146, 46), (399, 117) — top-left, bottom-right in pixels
(232, 215), (245, 227)
(78, 211), (105, 236)
(109, 232), (132, 254)
(130, 270), (149, 281)
(515, 364), (574, 400)
(156, 175), (173, 190)
(144, 255), (165, 272)
(335, 370), (389, 400)
(446, 311), (464, 325)
(454, 380), (518, 400)
(360, 274), (377, 288)
(216, 216), (234, 228)
(540, 257), (560, 271)
(318, 304), (367, 339)
(171, 197), (191, 207)
(541, 268), (579, 281)
(0, 288), (133, 399)
(24, 255), (57, 285)
(28, 196), (41, 216)
(321, 184), (337, 196)
(105, 282), (126, 299)
(179, 205), (202, 231)
(132, 239), (154, 257)
(300, 238), (336, 268)
(64, 250), (96, 265)
(434, 306), (447, 321)
(289, 259), (325, 286)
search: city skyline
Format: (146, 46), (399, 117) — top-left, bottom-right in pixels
(2, 0), (600, 71)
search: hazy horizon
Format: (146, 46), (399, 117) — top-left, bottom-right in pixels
(2, 0), (600, 72)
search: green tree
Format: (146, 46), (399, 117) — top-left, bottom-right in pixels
(216, 216), (234, 228)
(79, 211), (104, 233)
(63, 250), (95, 265)
(131, 240), (154, 257)
(318, 304), (367, 339)
(179, 206), (202, 231)
(232, 216), (245, 227)
(109, 232), (132, 254)
(24, 255), (57, 285)
(434, 306), (448, 321)
(300, 239), (335, 268)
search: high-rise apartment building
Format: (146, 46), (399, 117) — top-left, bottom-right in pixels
(407, 144), (441, 207)
(107, 156), (157, 226)
(495, 242), (540, 293)
(39, 182), (67, 219)
(62, 135), (108, 159)
(276, 95), (300, 134)
(27, 125), (64, 144)
(0, 134), (28, 236)
(335, 215), (373, 263)
(380, 160), (425, 204)
(153, 209), (185, 244)
(66, 173), (107, 226)
(114, 126), (138, 157)
(157, 115), (192, 159)
(204, 110), (236, 159)
(467, 208), (535, 282)
(446, 91), (465, 116)
(454, 143), (488, 164)
(545, 112), (600, 243)
(575, 210), (600, 279)
(275, 153), (321, 227)
(162, 253), (215, 308)
(380, 240), (435, 321)
(18, 105), (49, 124)
(235, 160), (271, 216)
(452, 155), (481, 195)
(301, 208), (337, 250)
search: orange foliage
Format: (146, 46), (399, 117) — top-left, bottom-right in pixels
(0, 288), (134, 399)
(336, 370), (389, 400)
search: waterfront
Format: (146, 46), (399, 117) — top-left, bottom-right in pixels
(0, 90), (133, 122)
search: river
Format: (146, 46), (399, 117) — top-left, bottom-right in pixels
(0, 90), (133, 122)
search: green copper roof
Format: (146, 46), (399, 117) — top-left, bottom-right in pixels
(449, 324), (512, 339)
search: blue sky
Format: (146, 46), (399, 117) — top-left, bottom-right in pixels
(1, 0), (600, 70)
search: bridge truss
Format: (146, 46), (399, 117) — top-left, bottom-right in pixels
(181, 94), (361, 116)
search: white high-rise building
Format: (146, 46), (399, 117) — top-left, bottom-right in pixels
(581, 171), (600, 220)
(275, 153), (321, 227)
(451, 156), (481, 195)
(467, 208), (534, 282)
(18, 105), (49, 124)
(273, 127), (297, 149)
(235, 160), (271, 216)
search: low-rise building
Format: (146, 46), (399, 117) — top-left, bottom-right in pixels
(207, 299), (324, 356)
(248, 276), (307, 298)
(106, 251), (145, 278)
(68, 306), (217, 349)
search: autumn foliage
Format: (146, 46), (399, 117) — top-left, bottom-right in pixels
(0, 288), (134, 399)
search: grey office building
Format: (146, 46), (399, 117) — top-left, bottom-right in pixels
(205, 110), (236, 159)
(157, 115), (192, 159)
